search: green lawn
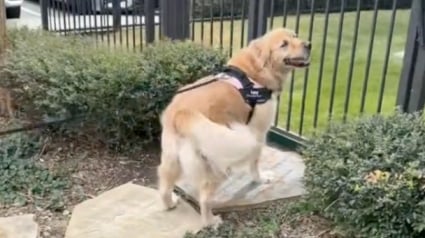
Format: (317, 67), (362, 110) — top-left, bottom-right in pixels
(101, 9), (410, 137)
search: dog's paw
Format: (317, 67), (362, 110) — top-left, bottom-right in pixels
(203, 215), (223, 229)
(252, 171), (275, 184)
(162, 193), (180, 211)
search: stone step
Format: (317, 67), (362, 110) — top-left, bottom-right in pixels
(64, 183), (203, 238)
(176, 146), (306, 212)
(0, 214), (39, 238)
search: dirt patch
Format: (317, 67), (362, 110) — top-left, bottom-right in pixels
(0, 130), (161, 238)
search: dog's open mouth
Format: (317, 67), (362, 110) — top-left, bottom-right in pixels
(284, 57), (310, 67)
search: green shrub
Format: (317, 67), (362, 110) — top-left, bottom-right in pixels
(301, 110), (425, 237)
(0, 128), (68, 210)
(3, 28), (227, 149)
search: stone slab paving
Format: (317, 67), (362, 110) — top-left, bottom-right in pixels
(65, 146), (306, 237)
(176, 146), (306, 212)
(65, 183), (203, 238)
(0, 214), (39, 238)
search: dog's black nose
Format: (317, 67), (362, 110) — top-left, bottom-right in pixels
(304, 41), (312, 50)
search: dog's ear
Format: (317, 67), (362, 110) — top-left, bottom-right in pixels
(248, 38), (271, 68)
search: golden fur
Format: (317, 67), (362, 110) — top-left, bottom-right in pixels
(157, 28), (311, 227)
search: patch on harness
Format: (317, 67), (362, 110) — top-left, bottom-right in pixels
(240, 87), (272, 105)
(220, 65), (272, 106)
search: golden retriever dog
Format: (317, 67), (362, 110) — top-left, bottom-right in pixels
(157, 28), (311, 227)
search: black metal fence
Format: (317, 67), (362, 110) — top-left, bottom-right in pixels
(39, 0), (425, 148)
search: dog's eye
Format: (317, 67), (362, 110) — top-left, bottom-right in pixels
(281, 41), (288, 48)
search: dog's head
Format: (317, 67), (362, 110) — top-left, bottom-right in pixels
(227, 28), (311, 91)
(250, 28), (311, 71)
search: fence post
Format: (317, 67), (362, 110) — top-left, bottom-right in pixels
(112, 0), (121, 32)
(247, 0), (259, 42)
(397, 0), (425, 113)
(160, 0), (190, 40)
(40, 0), (49, 30)
(145, 0), (156, 43)
(247, 0), (270, 43)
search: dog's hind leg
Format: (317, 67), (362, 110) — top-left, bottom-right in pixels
(157, 129), (182, 210)
(199, 179), (222, 228)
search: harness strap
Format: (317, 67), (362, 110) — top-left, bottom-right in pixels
(222, 65), (272, 124)
(175, 65), (272, 124)
(176, 78), (219, 94)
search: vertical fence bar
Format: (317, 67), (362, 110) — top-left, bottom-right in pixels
(158, 0), (162, 40)
(397, 0), (425, 113)
(139, 0), (144, 50)
(88, 0), (93, 34)
(328, 0), (345, 121)
(377, 0), (397, 113)
(269, 0), (275, 29)
(100, 0), (105, 43)
(299, 0), (316, 135)
(118, 2), (123, 46)
(124, 0), (129, 49)
(145, 0), (156, 44)
(219, 0), (224, 49)
(131, 1), (136, 50)
(76, 0), (81, 32)
(313, 0), (330, 129)
(53, 0), (58, 31)
(209, 2), (214, 46)
(200, 0), (205, 43)
(82, 0), (87, 32)
(282, 0), (288, 27)
(62, 0), (68, 34)
(71, 0), (76, 36)
(40, 0), (49, 30)
(343, 0), (361, 122)
(190, 0), (195, 41)
(286, 0), (301, 131)
(66, 0), (71, 34)
(48, 0), (53, 31)
(93, 0), (98, 43)
(229, 0), (235, 56)
(240, 0), (247, 48)
(360, 0), (379, 114)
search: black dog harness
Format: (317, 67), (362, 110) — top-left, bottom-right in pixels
(176, 65), (273, 124)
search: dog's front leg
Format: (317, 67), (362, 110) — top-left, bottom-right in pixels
(248, 139), (275, 184)
(249, 143), (264, 183)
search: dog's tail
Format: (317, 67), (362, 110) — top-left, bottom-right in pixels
(173, 110), (257, 162)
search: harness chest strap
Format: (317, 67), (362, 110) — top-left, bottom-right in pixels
(220, 66), (273, 124)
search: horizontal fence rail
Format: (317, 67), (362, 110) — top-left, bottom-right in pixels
(37, 0), (425, 149)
